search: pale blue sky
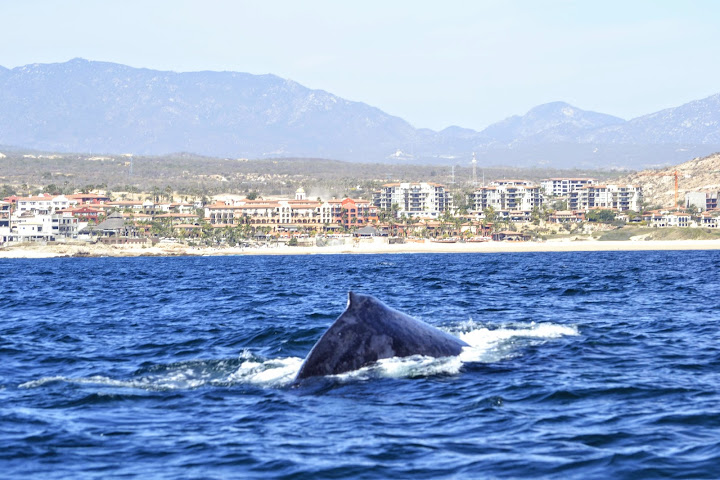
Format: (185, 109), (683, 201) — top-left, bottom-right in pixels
(2, 0), (719, 131)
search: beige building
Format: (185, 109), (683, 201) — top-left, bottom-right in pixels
(205, 196), (376, 231)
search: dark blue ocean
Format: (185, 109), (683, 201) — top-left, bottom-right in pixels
(2, 251), (720, 479)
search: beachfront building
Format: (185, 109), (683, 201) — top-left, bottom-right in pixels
(467, 180), (543, 213)
(206, 200), (279, 226)
(205, 196), (378, 231)
(334, 198), (378, 228)
(11, 212), (55, 242)
(548, 210), (586, 224)
(541, 178), (597, 197)
(685, 191), (719, 212)
(700, 212), (720, 228)
(569, 184), (643, 212)
(373, 182), (452, 219)
(286, 200), (320, 227)
(51, 211), (81, 238)
(642, 211), (692, 228)
(0, 203), (85, 243)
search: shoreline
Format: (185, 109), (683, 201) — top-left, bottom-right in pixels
(2, 238), (720, 258)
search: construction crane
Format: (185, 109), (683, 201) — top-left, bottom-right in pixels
(640, 170), (680, 209)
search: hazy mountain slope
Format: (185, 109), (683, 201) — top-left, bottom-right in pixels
(0, 58), (418, 159)
(583, 94), (720, 145)
(480, 102), (625, 144)
(1, 59), (719, 168)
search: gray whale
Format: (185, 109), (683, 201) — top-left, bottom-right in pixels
(295, 292), (469, 380)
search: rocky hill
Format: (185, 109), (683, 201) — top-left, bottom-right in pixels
(621, 153), (720, 208)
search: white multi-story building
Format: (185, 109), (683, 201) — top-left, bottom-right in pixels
(1, 203), (82, 243)
(11, 212), (54, 242)
(16, 194), (74, 215)
(373, 182), (452, 218)
(468, 180), (542, 212)
(51, 212), (81, 238)
(541, 178), (597, 197)
(569, 184), (643, 212)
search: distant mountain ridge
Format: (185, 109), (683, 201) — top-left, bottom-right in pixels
(479, 102), (625, 144)
(581, 94), (720, 145)
(1, 58), (719, 168)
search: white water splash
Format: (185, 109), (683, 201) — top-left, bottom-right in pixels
(227, 357), (303, 387)
(457, 321), (580, 364)
(19, 323), (578, 390)
(326, 321), (580, 382)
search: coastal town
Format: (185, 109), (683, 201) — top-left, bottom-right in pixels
(1, 173), (719, 254)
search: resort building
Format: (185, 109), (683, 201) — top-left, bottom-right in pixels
(333, 198), (378, 228)
(205, 196), (377, 231)
(541, 178), (597, 197)
(569, 184), (643, 212)
(467, 180), (542, 213)
(373, 182), (452, 218)
(206, 200), (279, 226)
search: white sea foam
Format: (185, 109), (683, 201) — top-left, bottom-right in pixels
(19, 323), (579, 390)
(456, 321), (580, 364)
(227, 357), (303, 387)
(334, 354), (465, 382)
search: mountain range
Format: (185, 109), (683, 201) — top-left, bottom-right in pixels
(1, 58), (719, 169)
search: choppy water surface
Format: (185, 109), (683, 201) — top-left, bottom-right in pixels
(2, 251), (720, 479)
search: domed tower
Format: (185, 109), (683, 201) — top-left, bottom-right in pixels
(295, 187), (306, 201)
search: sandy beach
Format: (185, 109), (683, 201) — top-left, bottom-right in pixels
(2, 237), (720, 258)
